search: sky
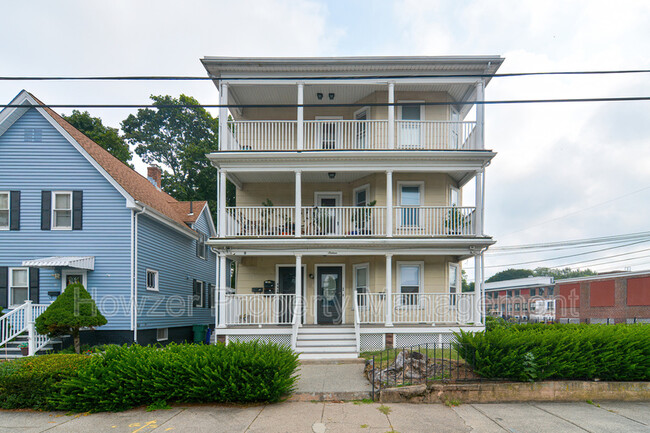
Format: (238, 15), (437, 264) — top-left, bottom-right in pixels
(1, 0), (649, 280)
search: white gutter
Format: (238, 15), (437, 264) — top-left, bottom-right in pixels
(132, 206), (146, 343)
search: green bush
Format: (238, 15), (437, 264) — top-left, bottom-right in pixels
(455, 324), (650, 382)
(0, 354), (94, 409)
(51, 341), (299, 412)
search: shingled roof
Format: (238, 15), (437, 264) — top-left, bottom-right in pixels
(22, 92), (209, 234)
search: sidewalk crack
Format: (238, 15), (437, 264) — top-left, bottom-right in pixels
(243, 404), (266, 432)
(530, 403), (594, 433)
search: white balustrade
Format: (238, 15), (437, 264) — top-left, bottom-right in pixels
(225, 206), (295, 237)
(356, 293), (387, 324)
(396, 121), (477, 150)
(224, 294), (296, 326)
(227, 121), (296, 151)
(0, 302), (50, 353)
(303, 120), (389, 150)
(392, 293), (476, 324)
(393, 206), (475, 236)
(301, 206), (386, 237)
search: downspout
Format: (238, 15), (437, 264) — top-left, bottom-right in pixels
(133, 206), (146, 343)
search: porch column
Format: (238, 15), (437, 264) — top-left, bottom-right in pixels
(297, 82), (304, 150)
(219, 82), (229, 150)
(385, 253), (393, 326)
(25, 300), (35, 356)
(217, 253), (227, 328)
(295, 254), (302, 325)
(295, 170), (302, 238)
(387, 82), (395, 149)
(219, 169), (227, 238)
(475, 169), (484, 236)
(474, 253), (482, 325)
(386, 170), (393, 237)
(475, 80), (485, 150)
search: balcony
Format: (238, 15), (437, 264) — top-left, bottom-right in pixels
(224, 206), (476, 238)
(223, 119), (478, 151)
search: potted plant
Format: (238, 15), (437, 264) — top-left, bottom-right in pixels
(351, 200), (377, 235)
(444, 205), (471, 235)
(18, 342), (29, 356)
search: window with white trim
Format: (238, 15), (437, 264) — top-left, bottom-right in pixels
(449, 263), (459, 306)
(195, 280), (205, 308)
(9, 268), (29, 307)
(354, 185), (369, 206)
(146, 269), (159, 292)
(0, 192), (8, 229)
(52, 192), (72, 229)
(354, 264), (369, 308)
(449, 186), (460, 207)
(399, 263), (422, 306)
(156, 328), (168, 341)
(399, 183), (423, 227)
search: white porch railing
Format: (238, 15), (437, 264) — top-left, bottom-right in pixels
(353, 292), (361, 353)
(393, 206), (475, 236)
(304, 119), (389, 150)
(396, 121), (477, 150)
(224, 294), (295, 326)
(356, 293), (476, 325)
(0, 301), (50, 356)
(223, 120), (478, 151)
(357, 293), (387, 324)
(225, 206), (295, 237)
(301, 206), (386, 237)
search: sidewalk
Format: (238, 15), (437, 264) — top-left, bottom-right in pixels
(292, 361), (373, 401)
(0, 401), (648, 433)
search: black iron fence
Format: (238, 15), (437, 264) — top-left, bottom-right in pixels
(365, 342), (481, 400)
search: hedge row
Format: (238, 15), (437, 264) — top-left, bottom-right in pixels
(0, 341), (299, 412)
(455, 324), (650, 382)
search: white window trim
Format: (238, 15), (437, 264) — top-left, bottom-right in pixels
(353, 184), (370, 206)
(353, 263), (370, 310)
(397, 181), (425, 228)
(156, 328), (169, 342)
(397, 100), (425, 121)
(396, 261), (424, 309)
(8, 267), (29, 308)
(197, 234), (206, 260)
(449, 185), (460, 207)
(448, 263), (460, 308)
(61, 269), (87, 291)
(353, 106), (371, 120)
(51, 191), (73, 230)
(196, 280), (205, 308)
(313, 191), (343, 206)
(146, 269), (159, 292)
(0, 191), (9, 230)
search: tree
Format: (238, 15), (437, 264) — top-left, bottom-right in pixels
(486, 267), (597, 283)
(486, 268), (534, 283)
(121, 94), (235, 220)
(35, 283), (107, 354)
(461, 269), (475, 292)
(63, 110), (132, 165)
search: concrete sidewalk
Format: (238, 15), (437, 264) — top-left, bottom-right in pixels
(1, 401), (649, 433)
(293, 362), (373, 401)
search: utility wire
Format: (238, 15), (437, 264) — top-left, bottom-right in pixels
(490, 230), (650, 252)
(1, 68), (650, 81)
(3, 96), (650, 109)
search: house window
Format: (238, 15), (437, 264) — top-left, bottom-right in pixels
(399, 263), (422, 306)
(449, 264), (459, 306)
(194, 280), (205, 308)
(548, 287), (554, 296)
(0, 192), (8, 229)
(354, 264), (369, 308)
(515, 303), (520, 311)
(539, 287), (545, 296)
(146, 269), (159, 292)
(449, 186), (460, 207)
(52, 192), (72, 229)
(9, 268), (29, 307)
(156, 328), (168, 341)
(530, 288), (536, 296)
(354, 185), (369, 207)
(197, 233), (207, 259)
(399, 183), (423, 226)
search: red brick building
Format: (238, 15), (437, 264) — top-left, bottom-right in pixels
(556, 271), (650, 324)
(484, 276), (556, 322)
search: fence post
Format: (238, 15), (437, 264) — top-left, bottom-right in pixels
(25, 300), (35, 356)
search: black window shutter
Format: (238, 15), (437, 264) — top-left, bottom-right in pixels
(41, 191), (51, 230)
(0, 267), (7, 310)
(208, 283), (214, 308)
(29, 268), (39, 303)
(10, 191), (20, 231)
(72, 191), (83, 230)
(192, 279), (199, 307)
(204, 281), (209, 309)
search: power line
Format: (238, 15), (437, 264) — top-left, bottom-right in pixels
(489, 230), (650, 253)
(1, 68), (650, 81)
(3, 96), (650, 109)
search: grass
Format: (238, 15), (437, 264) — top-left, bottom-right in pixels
(146, 401), (172, 411)
(443, 398), (462, 407)
(378, 405), (391, 415)
(352, 399), (375, 405)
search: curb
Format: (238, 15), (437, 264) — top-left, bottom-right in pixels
(289, 391), (373, 402)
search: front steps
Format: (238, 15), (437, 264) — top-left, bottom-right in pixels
(295, 326), (359, 360)
(0, 334), (57, 360)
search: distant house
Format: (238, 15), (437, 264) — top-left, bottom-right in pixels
(484, 277), (556, 322)
(0, 90), (216, 355)
(556, 271), (650, 324)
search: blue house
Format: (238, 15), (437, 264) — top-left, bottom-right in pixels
(0, 90), (217, 352)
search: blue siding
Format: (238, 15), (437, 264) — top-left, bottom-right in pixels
(0, 108), (132, 330)
(137, 212), (216, 329)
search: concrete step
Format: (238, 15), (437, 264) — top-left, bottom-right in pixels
(297, 333), (356, 341)
(298, 352), (359, 360)
(296, 345), (357, 353)
(297, 326), (355, 334)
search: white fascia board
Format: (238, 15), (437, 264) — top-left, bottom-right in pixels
(0, 91), (33, 136)
(220, 77), (482, 86)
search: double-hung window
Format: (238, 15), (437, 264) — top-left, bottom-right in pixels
(9, 268), (29, 307)
(0, 192), (8, 230)
(354, 264), (369, 308)
(448, 263), (459, 306)
(146, 269), (159, 292)
(399, 183), (422, 227)
(399, 263), (422, 306)
(52, 192), (72, 230)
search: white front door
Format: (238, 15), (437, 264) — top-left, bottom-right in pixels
(314, 192), (342, 235)
(450, 106), (460, 149)
(315, 116), (343, 149)
(398, 103), (423, 148)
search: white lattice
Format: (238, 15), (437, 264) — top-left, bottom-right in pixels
(627, 318), (650, 324)
(393, 333), (458, 348)
(227, 334), (291, 347)
(360, 334), (385, 352)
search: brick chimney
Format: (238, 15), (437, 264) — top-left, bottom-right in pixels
(147, 166), (162, 189)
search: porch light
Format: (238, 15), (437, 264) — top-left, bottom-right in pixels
(328, 93), (335, 100)
(328, 172), (336, 179)
(317, 92), (323, 100)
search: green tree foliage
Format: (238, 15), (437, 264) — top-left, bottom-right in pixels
(121, 94), (235, 220)
(486, 267), (596, 283)
(461, 270), (474, 292)
(35, 284), (107, 354)
(62, 110), (132, 165)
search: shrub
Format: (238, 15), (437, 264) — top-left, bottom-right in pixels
(51, 341), (299, 412)
(455, 323), (650, 381)
(0, 354), (94, 409)
(35, 283), (107, 354)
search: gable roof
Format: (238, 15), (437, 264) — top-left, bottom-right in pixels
(0, 90), (213, 237)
